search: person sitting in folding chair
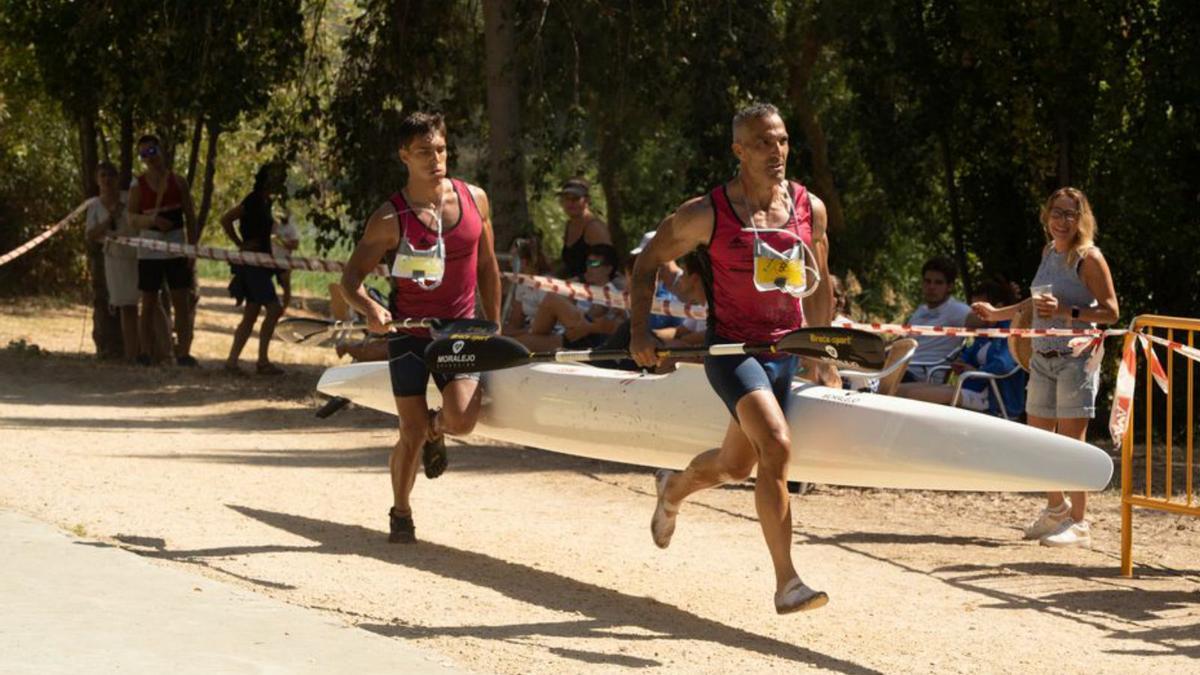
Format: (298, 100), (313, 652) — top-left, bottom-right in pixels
(896, 279), (1025, 417)
(902, 257), (972, 382)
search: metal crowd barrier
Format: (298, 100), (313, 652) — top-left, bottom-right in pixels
(1121, 314), (1199, 577)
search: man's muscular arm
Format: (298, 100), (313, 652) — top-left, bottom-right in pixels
(801, 195), (832, 327)
(800, 195), (841, 387)
(629, 198), (712, 367)
(339, 203), (399, 333)
(471, 186), (502, 324)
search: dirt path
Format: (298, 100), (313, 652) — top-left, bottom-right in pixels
(1, 284), (1197, 673)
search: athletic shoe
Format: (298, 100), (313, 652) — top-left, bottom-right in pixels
(1040, 519), (1091, 548)
(388, 508), (416, 544)
(256, 362), (284, 376)
(176, 355), (200, 367)
(422, 408), (448, 479)
(775, 578), (829, 614)
(1023, 504), (1071, 540)
(651, 470), (679, 549)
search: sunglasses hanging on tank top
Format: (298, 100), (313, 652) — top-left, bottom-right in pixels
(391, 186), (447, 290)
(740, 180), (821, 298)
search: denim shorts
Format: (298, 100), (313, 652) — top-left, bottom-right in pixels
(1026, 352), (1099, 419)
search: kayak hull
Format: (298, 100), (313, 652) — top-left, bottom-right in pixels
(317, 361), (1113, 492)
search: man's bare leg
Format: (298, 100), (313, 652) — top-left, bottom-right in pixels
(661, 418), (757, 505)
(732, 390), (799, 591)
(169, 287), (193, 358)
(435, 377), (484, 436)
(895, 382), (956, 405)
(652, 418), (755, 548)
(389, 395), (429, 542)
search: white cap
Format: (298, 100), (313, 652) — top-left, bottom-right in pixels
(630, 230), (656, 255)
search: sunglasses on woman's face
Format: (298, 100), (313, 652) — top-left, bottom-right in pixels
(585, 258), (608, 268)
(1049, 208), (1080, 222)
(139, 146), (159, 159)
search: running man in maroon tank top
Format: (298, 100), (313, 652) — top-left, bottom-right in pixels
(629, 103), (835, 613)
(340, 112), (502, 544)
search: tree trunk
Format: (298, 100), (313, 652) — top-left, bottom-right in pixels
(186, 113), (204, 186)
(196, 120), (222, 239)
(787, 31), (846, 234)
(1055, 113), (1071, 187)
(597, 127), (623, 249)
(119, 106), (134, 190)
(78, 113), (99, 198)
(483, 0), (530, 248)
(938, 130), (972, 298)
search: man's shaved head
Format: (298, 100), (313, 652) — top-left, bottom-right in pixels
(732, 102), (781, 141)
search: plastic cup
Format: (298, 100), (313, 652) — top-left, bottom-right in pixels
(1030, 283), (1054, 300)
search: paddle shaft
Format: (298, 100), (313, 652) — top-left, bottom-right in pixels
(532, 342), (795, 365)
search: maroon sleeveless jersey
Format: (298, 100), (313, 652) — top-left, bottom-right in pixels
(389, 179), (481, 336)
(704, 181), (813, 344)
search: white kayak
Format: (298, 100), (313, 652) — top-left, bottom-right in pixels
(317, 361), (1113, 492)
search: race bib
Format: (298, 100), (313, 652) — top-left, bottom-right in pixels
(753, 238), (807, 296)
(391, 235), (445, 289)
(391, 253), (445, 282)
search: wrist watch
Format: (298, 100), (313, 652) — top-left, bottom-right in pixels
(1071, 306), (1081, 320)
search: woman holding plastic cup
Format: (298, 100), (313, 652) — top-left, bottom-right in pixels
(973, 187), (1119, 548)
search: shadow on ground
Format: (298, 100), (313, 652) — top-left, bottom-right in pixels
(113, 505), (881, 673)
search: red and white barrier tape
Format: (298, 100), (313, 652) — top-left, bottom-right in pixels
(110, 236), (390, 277)
(0, 199), (90, 267)
(831, 318), (1106, 339)
(505, 273), (708, 320)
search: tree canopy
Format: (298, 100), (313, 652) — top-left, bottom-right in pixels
(1, 0), (1196, 320)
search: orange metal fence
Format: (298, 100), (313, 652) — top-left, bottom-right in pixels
(1121, 314), (1199, 577)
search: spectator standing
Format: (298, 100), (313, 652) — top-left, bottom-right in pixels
(973, 187), (1119, 548)
(904, 257), (972, 382)
(85, 162), (140, 362)
(557, 178), (611, 278)
(220, 163), (287, 375)
(127, 134), (199, 366)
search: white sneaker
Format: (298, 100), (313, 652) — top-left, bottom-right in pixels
(1023, 504), (1071, 540)
(1040, 519), (1092, 548)
(650, 470), (678, 549)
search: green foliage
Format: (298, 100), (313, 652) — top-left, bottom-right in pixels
(1, 0), (1197, 325)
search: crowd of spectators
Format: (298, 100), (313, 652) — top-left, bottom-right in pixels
(85, 137), (299, 374)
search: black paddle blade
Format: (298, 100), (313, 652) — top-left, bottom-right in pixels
(777, 327), (887, 370)
(428, 318), (499, 339)
(424, 334), (531, 374)
(276, 317), (339, 344)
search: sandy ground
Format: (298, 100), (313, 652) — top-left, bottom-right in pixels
(1, 281), (1198, 674)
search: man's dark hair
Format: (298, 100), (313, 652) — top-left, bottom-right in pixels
(587, 243), (620, 279)
(975, 278), (1017, 307)
(96, 161), (118, 176)
(921, 257), (958, 286)
(732, 102), (780, 138)
(137, 134), (160, 147)
(397, 112), (446, 149)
